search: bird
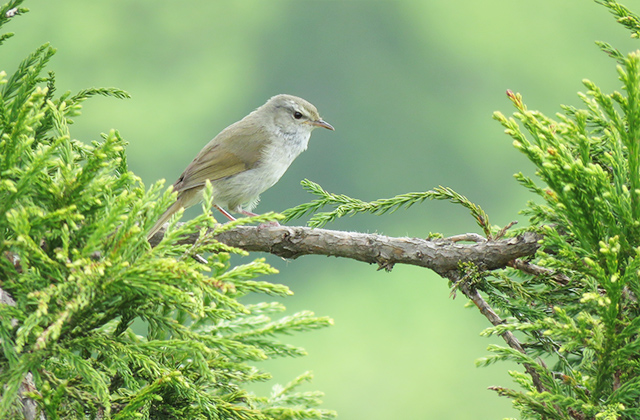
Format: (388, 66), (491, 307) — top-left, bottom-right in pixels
(147, 94), (334, 239)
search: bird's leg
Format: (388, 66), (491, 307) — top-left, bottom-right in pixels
(192, 254), (208, 264)
(215, 205), (279, 226)
(239, 210), (259, 217)
(190, 206), (234, 265)
(214, 205), (236, 221)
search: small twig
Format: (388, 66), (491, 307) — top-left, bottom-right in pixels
(19, 372), (45, 420)
(0, 286), (46, 419)
(439, 233), (487, 243)
(495, 221), (518, 240)
(509, 259), (570, 286)
(444, 270), (547, 394)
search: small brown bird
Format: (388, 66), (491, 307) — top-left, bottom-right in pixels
(148, 94), (334, 239)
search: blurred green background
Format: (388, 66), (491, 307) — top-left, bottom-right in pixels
(3, 1), (638, 418)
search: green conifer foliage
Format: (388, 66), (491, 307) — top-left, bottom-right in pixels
(479, 2), (640, 418)
(0, 1), (334, 418)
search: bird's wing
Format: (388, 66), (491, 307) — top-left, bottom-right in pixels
(173, 121), (268, 193)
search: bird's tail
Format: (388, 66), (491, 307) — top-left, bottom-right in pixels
(147, 200), (184, 240)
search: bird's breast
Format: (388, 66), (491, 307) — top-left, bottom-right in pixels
(209, 130), (311, 211)
(262, 130), (310, 170)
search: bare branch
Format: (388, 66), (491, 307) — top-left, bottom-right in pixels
(149, 223), (548, 391)
(150, 224), (541, 274)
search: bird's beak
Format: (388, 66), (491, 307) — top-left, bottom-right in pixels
(311, 119), (335, 131)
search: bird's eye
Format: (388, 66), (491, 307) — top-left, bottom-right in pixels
(293, 111), (303, 120)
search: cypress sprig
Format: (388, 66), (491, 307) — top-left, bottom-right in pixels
(258, 372), (337, 419)
(596, 0), (640, 38)
(284, 179), (494, 236)
(427, 185), (492, 238)
(595, 40), (625, 63)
